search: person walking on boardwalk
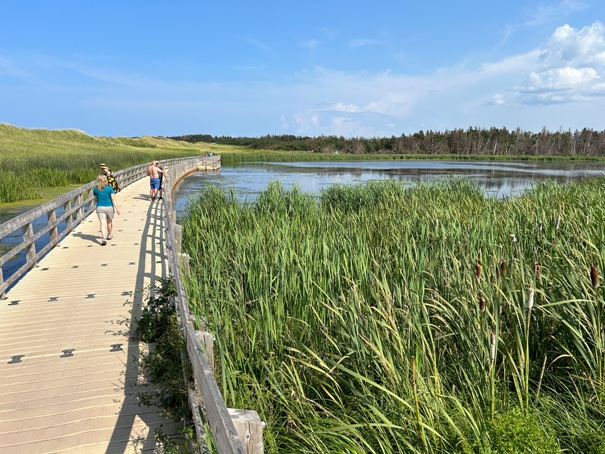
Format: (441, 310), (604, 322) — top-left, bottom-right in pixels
(146, 160), (165, 200)
(99, 163), (121, 193)
(155, 161), (167, 199)
(93, 174), (120, 246)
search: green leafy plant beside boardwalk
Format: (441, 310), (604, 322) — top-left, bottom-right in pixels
(182, 178), (605, 453)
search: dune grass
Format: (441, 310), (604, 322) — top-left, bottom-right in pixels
(182, 178), (605, 453)
(0, 124), (206, 203)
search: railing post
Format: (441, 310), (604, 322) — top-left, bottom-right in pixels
(77, 193), (84, 219)
(174, 224), (183, 252)
(228, 409), (264, 454)
(195, 330), (214, 372)
(64, 200), (73, 231)
(48, 209), (58, 243)
(22, 223), (36, 268)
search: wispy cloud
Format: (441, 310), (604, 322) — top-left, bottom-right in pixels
(301, 39), (319, 49)
(244, 37), (272, 52)
(349, 38), (382, 48)
(524, 0), (587, 27)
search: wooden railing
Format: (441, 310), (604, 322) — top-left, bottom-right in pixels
(0, 155), (264, 453)
(0, 156), (209, 296)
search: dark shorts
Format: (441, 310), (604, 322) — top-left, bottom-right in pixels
(150, 178), (160, 189)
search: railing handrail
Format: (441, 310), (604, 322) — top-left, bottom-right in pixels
(161, 158), (249, 453)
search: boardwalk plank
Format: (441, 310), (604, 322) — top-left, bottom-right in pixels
(0, 178), (179, 454)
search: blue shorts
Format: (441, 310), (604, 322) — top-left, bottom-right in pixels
(150, 178), (160, 189)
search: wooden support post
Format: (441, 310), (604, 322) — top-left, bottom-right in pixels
(77, 193), (84, 219)
(195, 330), (214, 372)
(178, 252), (190, 278)
(228, 409), (264, 453)
(22, 223), (36, 267)
(64, 200), (73, 231)
(174, 224), (183, 252)
(48, 210), (58, 243)
(188, 388), (208, 453)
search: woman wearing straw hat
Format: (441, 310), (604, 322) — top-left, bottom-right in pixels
(99, 163), (121, 193)
(93, 174), (120, 246)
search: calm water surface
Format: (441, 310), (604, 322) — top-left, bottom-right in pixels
(173, 159), (604, 219)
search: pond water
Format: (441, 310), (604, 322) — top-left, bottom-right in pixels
(173, 159), (605, 220)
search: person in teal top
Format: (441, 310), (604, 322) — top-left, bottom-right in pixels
(93, 175), (120, 246)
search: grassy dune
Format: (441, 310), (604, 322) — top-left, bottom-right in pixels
(0, 124), (205, 204)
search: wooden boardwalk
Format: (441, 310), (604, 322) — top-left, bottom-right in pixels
(0, 177), (181, 453)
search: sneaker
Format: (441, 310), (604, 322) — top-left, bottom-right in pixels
(158, 196), (163, 199)
(107, 234), (113, 240)
(101, 240), (107, 246)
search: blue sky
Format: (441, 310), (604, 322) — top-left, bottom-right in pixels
(1, 1), (604, 138)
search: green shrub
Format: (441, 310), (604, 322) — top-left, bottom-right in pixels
(489, 407), (560, 454)
(136, 277), (178, 343)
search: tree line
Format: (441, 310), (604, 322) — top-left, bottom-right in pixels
(170, 127), (605, 157)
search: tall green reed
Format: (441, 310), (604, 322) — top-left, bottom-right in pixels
(182, 177), (605, 453)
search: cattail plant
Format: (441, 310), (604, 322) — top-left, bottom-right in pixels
(526, 287), (535, 311)
(490, 331), (496, 418)
(475, 263), (482, 282)
(524, 286), (535, 410)
(591, 263), (599, 289)
(590, 262), (603, 402)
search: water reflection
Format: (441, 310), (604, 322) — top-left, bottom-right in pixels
(173, 160), (604, 219)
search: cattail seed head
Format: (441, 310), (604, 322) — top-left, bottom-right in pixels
(475, 263), (482, 281)
(479, 296), (486, 312)
(591, 263), (599, 289)
(535, 262), (541, 282)
(500, 259), (507, 276)
(510, 234), (517, 243)
(526, 287), (534, 311)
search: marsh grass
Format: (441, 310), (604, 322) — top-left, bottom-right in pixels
(182, 177), (605, 453)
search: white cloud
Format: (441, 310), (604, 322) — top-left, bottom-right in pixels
(324, 102), (360, 113)
(301, 39), (319, 49)
(527, 66), (599, 89)
(349, 39), (382, 48)
(499, 21), (605, 104)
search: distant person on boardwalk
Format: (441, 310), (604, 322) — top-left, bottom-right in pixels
(99, 163), (121, 193)
(93, 174), (120, 246)
(155, 161), (167, 199)
(146, 160), (165, 200)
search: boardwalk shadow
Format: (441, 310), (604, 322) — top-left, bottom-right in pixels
(71, 231), (103, 245)
(105, 199), (174, 454)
